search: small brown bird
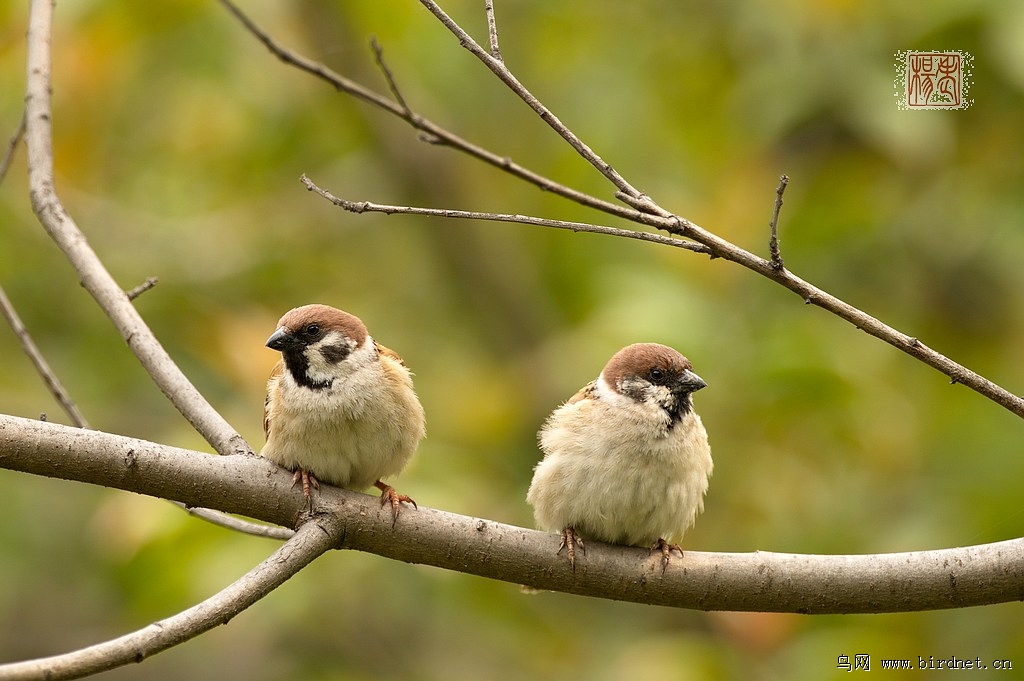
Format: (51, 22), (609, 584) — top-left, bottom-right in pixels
(527, 343), (712, 568)
(261, 304), (425, 519)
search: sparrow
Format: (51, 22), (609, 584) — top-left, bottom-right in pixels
(261, 304), (426, 521)
(526, 343), (712, 569)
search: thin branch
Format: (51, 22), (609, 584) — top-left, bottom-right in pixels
(173, 503), (295, 540)
(25, 0), (251, 456)
(0, 113), (25, 183)
(416, 0), (646, 201)
(769, 174), (789, 270)
(125, 276), (159, 301)
(172, 502), (295, 540)
(0, 284), (90, 428)
(484, 0), (502, 61)
(2, 412), (1023, 615)
(0, 515), (339, 680)
(217, 0), (629, 217)
(368, 38), (412, 117)
(300, 174), (711, 254)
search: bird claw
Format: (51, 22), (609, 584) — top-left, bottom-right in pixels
(557, 527), (586, 571)
(291, 468), (320, 510)
(653, 538), (683, 571)
(375, 480), (416, 526)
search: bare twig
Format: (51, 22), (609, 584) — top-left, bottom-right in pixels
(125, 276), (159, 301)
(484, 0), (502, 61)
(172, 502), (295, 540)
(300, 174), (711, 254)
(769, 174), (789, 270)
(0, 514), (338, 680)
(0, 285), (90, 428)
(0, 113), (25, 183)
(25, 0), (251, 456)
(2, 412), (1023, 615)
(368, 38), (413, 118)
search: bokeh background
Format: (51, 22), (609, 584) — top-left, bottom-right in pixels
(3, 1), (1024, 679)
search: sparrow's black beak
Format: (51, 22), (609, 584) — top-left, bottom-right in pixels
(676, 369), (707, 394)
(266, 327), (298, 351)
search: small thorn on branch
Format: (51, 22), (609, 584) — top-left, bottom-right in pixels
(125, 277), (159, 301)
(769, 174), (789, 271)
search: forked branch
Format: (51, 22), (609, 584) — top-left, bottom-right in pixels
(221, 1), (1024, 418)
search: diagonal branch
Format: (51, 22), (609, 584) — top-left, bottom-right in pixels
(0, 113), (25, 183)
(2, 412), (1023, 615)
(224, 1), (1024, 418)
(0, 514), (339, 681)
(217, 0), (632, 218)
(0, 284), (90, 428)
(24, 0), (251, 456)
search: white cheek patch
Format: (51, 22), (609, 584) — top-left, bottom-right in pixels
(596, 373), (673, 430)
(304, 332), (376, 386)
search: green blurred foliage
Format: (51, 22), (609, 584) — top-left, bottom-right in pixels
(2, 0), (1024, 679)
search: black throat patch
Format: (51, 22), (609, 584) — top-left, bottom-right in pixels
(663, 393), (693, 427)
(282, 349), (333, 391)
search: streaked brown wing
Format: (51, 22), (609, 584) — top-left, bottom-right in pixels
(375, 341), (407, 367)
(565, 380), (597, 405)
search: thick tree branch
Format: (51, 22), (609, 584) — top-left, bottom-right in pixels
(2, 413), (1022, 615)
(0, 515), (339, 681)
(24, 0), (251, 457)
(221, 1), (1024, 418)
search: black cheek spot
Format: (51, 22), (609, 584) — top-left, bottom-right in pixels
(320, 343), (351, 364)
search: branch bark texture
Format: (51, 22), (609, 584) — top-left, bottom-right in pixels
(2, 413), (1022, 615)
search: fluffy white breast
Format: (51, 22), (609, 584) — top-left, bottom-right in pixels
(528, 376), (712, 547)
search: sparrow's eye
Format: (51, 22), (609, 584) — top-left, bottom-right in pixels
(649, 367), (665, 383)
(304, 323), (321, 338)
